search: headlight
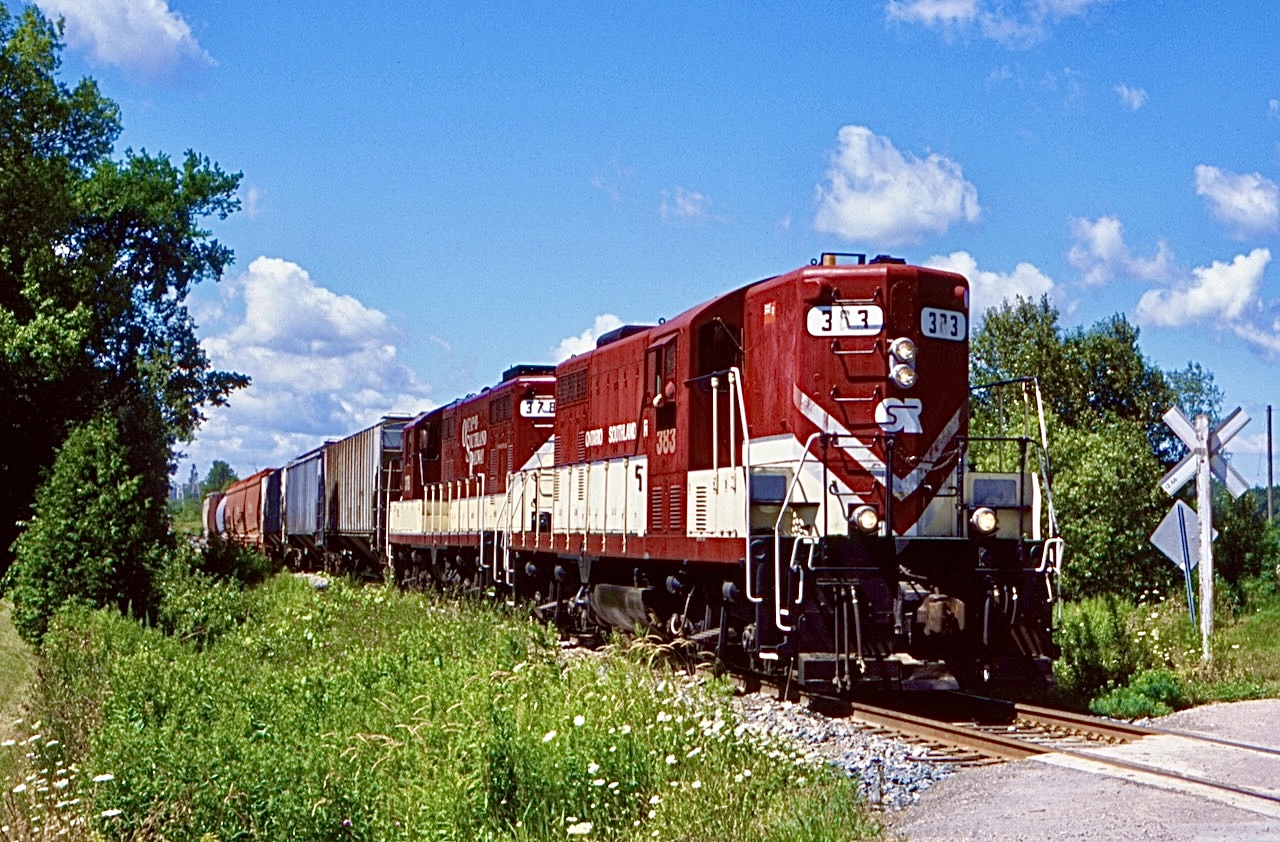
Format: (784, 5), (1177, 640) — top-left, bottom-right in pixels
(851, 505), (880, 533)
(889, 337), (917, 363)
(970, 507), (998, 535)
(890, 363), (918, 389)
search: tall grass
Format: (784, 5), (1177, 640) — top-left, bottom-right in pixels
(1054, 578), (1280, 718)
(3, 576), (880, 841)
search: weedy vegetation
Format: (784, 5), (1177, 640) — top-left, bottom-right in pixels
(1053, 574), (1280, 718)
(2, 573), (882, 841)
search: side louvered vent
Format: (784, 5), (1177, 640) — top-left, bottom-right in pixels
(668, 484), (684, 533)
(692, 484), (709, 534)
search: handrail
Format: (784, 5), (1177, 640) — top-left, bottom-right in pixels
(765, 431), (824, 627)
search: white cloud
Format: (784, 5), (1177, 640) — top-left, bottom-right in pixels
(1136, 248), (1269, 327)
(1194, 164), (1280, 238)
(659, 186), (717, 224)
(1115, 83), (1148, 110)
(550, 314), (624, 362)
(885, 0), (978, 28)
(924, 250), (1057, 321)
(244, 184), (266, 219)
(885, 0), (1108, 47)
(185, 257), (433, 476)
(1067, 215), (1175, 285)
(813, 125), (981, 246)
(37, 0), (214, 78)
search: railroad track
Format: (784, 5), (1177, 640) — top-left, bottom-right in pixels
(842, 697), (1160, 765)
(836, 694), (1280, 818)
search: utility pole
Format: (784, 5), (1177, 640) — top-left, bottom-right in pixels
(1268, 405), (1274, 524)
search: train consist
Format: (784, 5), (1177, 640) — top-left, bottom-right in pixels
(208, 253), (1063, 695)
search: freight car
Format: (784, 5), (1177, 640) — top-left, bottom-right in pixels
(214, 469), (283, 556)
(383, 253), (1063, 695)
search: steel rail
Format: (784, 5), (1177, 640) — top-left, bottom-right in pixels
(848, 701), (1048, 762)
(849, 696), (1280, 816)
(1012, 702), (1162, 743)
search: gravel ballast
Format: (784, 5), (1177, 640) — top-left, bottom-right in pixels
(732, 693), (1280, 840)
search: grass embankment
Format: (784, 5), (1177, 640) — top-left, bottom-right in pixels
(1054, 577), (1280, 717)
(1, 577), (880, 842)
(0, 600), (35, 784)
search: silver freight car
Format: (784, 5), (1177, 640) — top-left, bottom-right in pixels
(283, 445), (325, 568)
(322, 415), (412, 573)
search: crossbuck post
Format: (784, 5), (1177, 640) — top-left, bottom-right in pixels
(1195, 414), (1214, 659)
(1159, 406), (1250, 664)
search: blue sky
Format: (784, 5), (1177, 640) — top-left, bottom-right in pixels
(33, 0), (1280, 488)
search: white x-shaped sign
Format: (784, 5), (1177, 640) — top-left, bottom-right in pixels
(1159, 406), (1251, 499)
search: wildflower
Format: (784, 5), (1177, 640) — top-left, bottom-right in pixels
(592, 778), (606, 787)
(543, 730), (558, 742)
(53, 778), (69, 789)
(649, 795), (661, 805)
(620, 724), (632, 735)
(574, 715), (586, 727)
(567, 820), (593, 835)
(1, 740), (14, 747)
(92, 774), (115, 783)
(101, 809), (122, 818)
(656, 711), (672, 723)
(664, 754), (677, 765)
(12, 783), (26, 794)
(686, 746), (702, 758)
(587, 762), (600, 774)
(691, 780), (701, 789)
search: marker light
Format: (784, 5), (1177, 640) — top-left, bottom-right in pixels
(890, 363), (918, 389)
(970, 507), (999, 535)
(889, 337), (917, 363)
(852, 505), (880, 534)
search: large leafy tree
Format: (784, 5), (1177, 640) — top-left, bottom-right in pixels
(0, 5), (246, 577)
(969, 297), (1225, 600)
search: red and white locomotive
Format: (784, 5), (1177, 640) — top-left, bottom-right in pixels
(388, 253), (1062, 694)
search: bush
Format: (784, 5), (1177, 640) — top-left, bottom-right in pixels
(1052, 596), (1150, 706)
(192, 533), (278, 586)
(156, 562), (252, 648)
(1090, 668), (1188, 719)
(5, 414), (168, 645)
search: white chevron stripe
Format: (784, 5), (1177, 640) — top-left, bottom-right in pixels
(792, 386), (961, 500)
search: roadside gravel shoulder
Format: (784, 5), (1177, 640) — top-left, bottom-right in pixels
(885, 699), (1280, 842)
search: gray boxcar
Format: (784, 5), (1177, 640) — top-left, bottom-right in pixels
(321, 415), (412, 571)
(283, 445), (325, 566)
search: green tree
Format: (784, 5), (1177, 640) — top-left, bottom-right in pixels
(202, 460), (239, 495)
(1051, 420), (1171, 599)
(8, 414), (166, 644)
(1213, 488), (1280, 605)
(969, 297), (1230, 601)
(0, 5), (247, 577)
